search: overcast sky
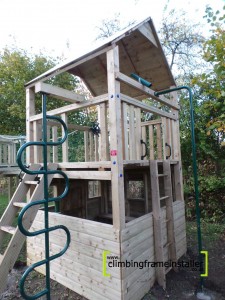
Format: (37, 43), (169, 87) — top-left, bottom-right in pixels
(0, 0), (224, 59)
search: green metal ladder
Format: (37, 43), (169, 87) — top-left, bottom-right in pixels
(16, 93), (70, 299)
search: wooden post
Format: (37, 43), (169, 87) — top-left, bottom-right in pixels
(52, 126), (58, 163)
(26, 88), (35, 164)
(107, 46), (125, 230)
(33, 121), (42, 163)
(122, 103), (129, 160)
(89, 132), (94, 161)
(149, 125), (154, 160)
(135, 108), (141, 160)
(129, 105), (136, 160)
(84, 131), (89, 162)
(98, 103), (109, 161)
(61, 113), (68, 162)
(156, 123), (162, 159)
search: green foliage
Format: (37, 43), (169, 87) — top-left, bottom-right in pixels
(0, 47), (79, 135)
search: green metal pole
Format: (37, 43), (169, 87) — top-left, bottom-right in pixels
(42, 93), (51, 299)
(155, 86), (203, 290)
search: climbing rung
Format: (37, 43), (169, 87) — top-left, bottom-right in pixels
(0, 225), (16, 235)
(160, 196), (169, 201)
(24, 180), (39, 185)
(158, 174), (167, 177)
(13, 202), (27, 208)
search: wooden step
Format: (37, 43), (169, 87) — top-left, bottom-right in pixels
(0, 225), (16, 235)
(13, 202), (27, 208)
(24, 180), (39, 185)
(160, 196), (169, 201)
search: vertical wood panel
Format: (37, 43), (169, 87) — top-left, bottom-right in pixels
(26, 88), (35, 164)
(156, 124), (162, 159)
(135, 108), (141, 160)
(52, 126), (58, 163)
(84, 131), (89, 162)
(98, 103), (109, 161)
(61, 113), (68, 162)
(122, 103), (129, 160)
(149, 125), (154, 160)
(141, 126), (147, 160)
(129, 105), (135, 160)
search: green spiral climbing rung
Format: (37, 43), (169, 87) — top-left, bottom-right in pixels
(17, 93), (71, 300)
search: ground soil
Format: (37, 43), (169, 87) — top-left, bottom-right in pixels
(0, 226), (225, 300)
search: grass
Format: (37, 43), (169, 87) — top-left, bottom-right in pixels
(0, 194), (8, 217)
(186, 220), (225, 250)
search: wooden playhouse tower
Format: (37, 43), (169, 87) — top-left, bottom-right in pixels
(0, 17), (186, 299)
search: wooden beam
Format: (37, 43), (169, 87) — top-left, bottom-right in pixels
(57, 161), (111, 169)
(121, 93), (177, 120)
(116, 72), (179, 110)
(35, 82), (85, 103)
(30, 94), (108, 121)
(107, 46), (125, 230)
(138, 23), (158, 47)
(54, 170), (111, 180)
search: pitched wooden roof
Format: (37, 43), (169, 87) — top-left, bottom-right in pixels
(26, 17), (176, 98)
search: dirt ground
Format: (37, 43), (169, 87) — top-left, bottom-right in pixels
(0, 225), (225, 300)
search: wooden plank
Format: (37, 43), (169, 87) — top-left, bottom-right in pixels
(141, 126), (147, 160)
(129, 105), (136, 160)
(61, 113), (68, 162)
(94, 135), (99, 161)
(89, 131), (94, 161)
(30, 94), (108, 121)
(149, 125), (154, 160)
(53, 170), (111, 180)
(163, 161), (177, 263)
(57, 161), (111, 169)
(98, 103), (109, 161)
(156, 123), (162, 159)
(150, 160), (165, 288)
(116, 72), (180, 110)
(135, 108), (141, 160)
(107, 46), (125, 230)
(84, 131), (89, 162)
(121, 93), (177, 120)
(52, 126), (58, 163)
(122, 103), (129, 160)
(174, 161), (184, 201)
(35, 82), (85, 103)
(138, 23), (158, 47)
(26, 88), (35, 163)
(141, 119), (162, 126)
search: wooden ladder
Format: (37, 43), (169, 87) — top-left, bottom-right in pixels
(0, 163), (57, 294)
(150, 160), (177, 289)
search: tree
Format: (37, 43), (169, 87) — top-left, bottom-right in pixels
(0, 47), (78, 135)
(158, 8), (205, 80)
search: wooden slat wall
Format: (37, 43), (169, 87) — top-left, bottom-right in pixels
(121, 213), (155, 300)
(27, 212), (121, 300)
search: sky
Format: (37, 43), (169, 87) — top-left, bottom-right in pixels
(0, 0), (224, 60)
